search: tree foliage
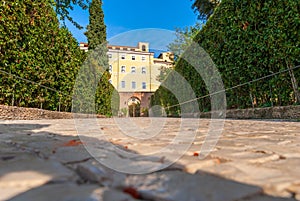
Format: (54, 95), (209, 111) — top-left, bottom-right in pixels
(85, 0), (106, 50)
(53, 0), (90, 29)
(191, 0), (221, 20)
(82, 0), (117, 116)
(152, 0), (300, 115)
(168, 23), (203, 61)
(0, 0), (85, 111)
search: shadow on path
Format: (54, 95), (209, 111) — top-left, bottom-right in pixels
(0, 122), (296, 201)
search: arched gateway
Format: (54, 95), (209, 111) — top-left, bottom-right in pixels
(118, 92), (153, 117)
(127, 96), (141, 117)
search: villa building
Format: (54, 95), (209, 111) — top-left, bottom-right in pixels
(79, 42), (174, 116)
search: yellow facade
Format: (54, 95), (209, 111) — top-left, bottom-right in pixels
(79, 42), (173, 112)
(108, 42), (152, 92)
(107, 42), (173, 93)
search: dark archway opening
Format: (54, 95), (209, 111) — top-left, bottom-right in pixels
(128, 97), (141, 117)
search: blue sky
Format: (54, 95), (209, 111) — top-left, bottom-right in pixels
(65, 0), (198, 50)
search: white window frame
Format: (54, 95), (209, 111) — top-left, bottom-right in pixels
(142, 56), (146, 61)
(131, 66), (136, 73)
(109, 65), (112, 73)
(121, 54), (125, 60)
(142, 82), (146, 89)
(121, 66), (126, 73)
(108, 54), (112, 58)
(132, 55), (136, 60)
(141, 67), (146, 74)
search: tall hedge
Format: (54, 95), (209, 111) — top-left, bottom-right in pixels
(0, 0), (85, 111)
(151, 0), (300, 115)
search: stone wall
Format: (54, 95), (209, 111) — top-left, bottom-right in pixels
(0, 105), (102, 120)
(199, 105), (300, 119)
(1, 104), (300, 120)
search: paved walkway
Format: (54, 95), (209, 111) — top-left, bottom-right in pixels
(0, 118), (299, 201)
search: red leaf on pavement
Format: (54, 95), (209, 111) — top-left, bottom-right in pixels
(123, 187), (141, 199)
(63, 139), (83, 147)
(193, 152), (199, 156)
(215, 158), (221, 164)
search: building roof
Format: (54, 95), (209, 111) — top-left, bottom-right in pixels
(79, 42), (173, 58)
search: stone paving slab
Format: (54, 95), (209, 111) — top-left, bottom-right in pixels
(9, 183), (140, 201)
(0, 118), (299, 200)
(0, 153), (76, 200)
(123, 170), (263, 201)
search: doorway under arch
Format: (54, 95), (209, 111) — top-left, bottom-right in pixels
(127, 96), (141, 117)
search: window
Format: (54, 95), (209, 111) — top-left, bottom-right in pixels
(108, 54), (112, 58)
(132, 81), (136, 89)
(131, 66), (136, 73)
(121, 81), (125, 88)
(121, 55), (125, 59)
(109, 80), (112, 84)
(142, 56), (146, 61)
(142, 82), (146, 89)
(109, 65), (112, 73)
(132, 55), (135, 60)
(142, 45), (146, 51)
(121, 66), (126, 73)
(141, 67), (146, 74)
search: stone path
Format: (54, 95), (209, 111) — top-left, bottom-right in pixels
(0, 118), (299, 201)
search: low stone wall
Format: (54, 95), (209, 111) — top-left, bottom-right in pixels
(200, 105), (300, 119)
(1, 104), (300, 120)
(0, 105), (101, 120)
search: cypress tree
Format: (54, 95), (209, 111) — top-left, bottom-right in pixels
(83, 0), (116, 116)
(85, 0), (107, 50)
